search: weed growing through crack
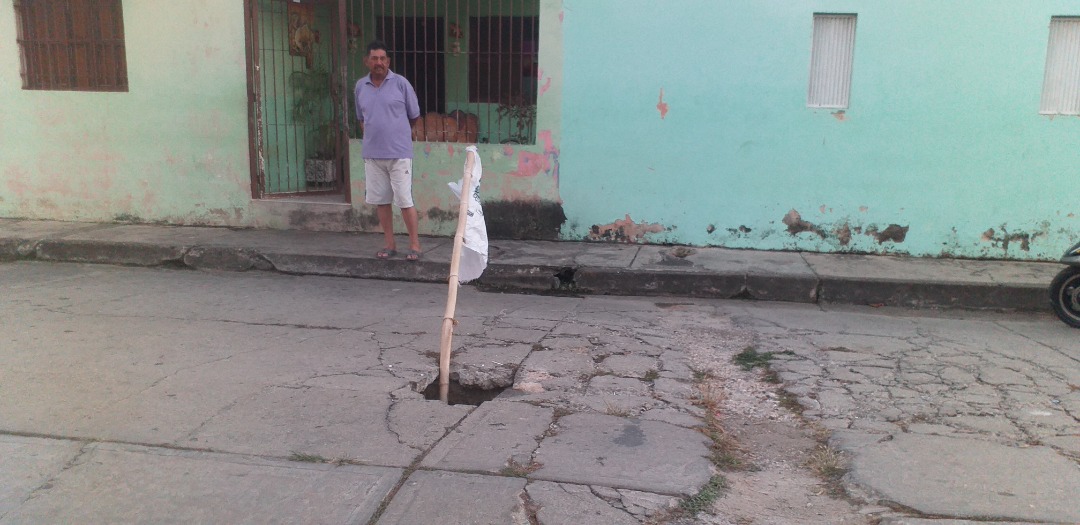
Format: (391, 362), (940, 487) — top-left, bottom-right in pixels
(761, 369), (782, 384)
(643, 369), (660, 382)
(500, 458), (542, 477)
(678, 475), (727, 515)
(806, 444), (849, 496)
(603, 400), (632, 417)
(289, 452), (328, 463)
(777, 389), (804, 413)
(691, 379), (750, 472)
(733, 347), (794, 371)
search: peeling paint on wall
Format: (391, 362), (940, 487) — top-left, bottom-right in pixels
(656, 88), (669, 119)
(782, 209), (825, 238)
(867, 224), (909, 244)
(981, 224), (1044, 253)
(834, 223), (852, 246)
(589, 214), (665, 243)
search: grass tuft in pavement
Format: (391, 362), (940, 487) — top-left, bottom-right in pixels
(289, 452), (328, 463)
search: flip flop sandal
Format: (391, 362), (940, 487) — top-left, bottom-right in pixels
(405, 250), (422, 262)
(376, 248), (396, 259)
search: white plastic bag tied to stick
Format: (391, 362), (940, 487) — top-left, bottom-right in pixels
(447, 146), (487, 283)
(439, 146), (487, 402)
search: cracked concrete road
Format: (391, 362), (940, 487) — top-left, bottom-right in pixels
(722, 302), (1080, 524)
(1, 261), (1077, 524)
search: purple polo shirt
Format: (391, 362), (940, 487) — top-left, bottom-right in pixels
(355, 70), (421, 159)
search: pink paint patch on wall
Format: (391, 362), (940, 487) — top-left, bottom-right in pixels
(539, 76), (552, 97)
(657, 88), (669, 119)
(515, 152), (550, 177)
(4, 167), (31, 197)
(538, 130), (555, 153)
(447, 144), (455, 156)
(503, 145), (515, 157)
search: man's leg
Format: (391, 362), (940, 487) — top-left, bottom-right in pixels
(377, 204), (396, 251)
(388, 159), (421, 256)
(365, 159), (397, 255)
(401, 206), (421, 253)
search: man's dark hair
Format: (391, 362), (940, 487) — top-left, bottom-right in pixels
(366, 40), (388, 55)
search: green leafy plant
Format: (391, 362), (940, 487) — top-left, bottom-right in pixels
(496, 95), (537, 144)
(290, 63), (336, 160)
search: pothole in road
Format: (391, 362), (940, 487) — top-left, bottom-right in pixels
(422, 380), (507, 406)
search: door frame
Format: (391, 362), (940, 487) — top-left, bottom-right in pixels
(243, 0), (351, 200)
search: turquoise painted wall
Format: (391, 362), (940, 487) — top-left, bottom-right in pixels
(0, 1), (253, 225)
(559, 1), (1080, 259)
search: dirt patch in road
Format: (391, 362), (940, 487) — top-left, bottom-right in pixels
(707, 414), (870, 525)
(657, 313), (874, 525)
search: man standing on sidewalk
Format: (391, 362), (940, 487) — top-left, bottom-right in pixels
(355, 40), (423, 261)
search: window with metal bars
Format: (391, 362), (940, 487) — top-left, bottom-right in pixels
(347, 0), (540, 145)
(13, 0), (129, 91)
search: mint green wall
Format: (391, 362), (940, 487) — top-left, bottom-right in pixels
(559, 1), (1080, 259)
(0, 2), (253, 225)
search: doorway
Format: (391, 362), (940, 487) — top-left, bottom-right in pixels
(244, 0), (349, 198)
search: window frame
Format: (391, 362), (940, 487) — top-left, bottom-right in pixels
(13, 0), (129, 92)
(807, 13), (857, 110)
(1040, 16), (1080, 116)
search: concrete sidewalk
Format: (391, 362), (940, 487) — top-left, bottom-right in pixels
(0, 218), (1062, 310)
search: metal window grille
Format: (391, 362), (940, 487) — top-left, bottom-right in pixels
(1041, 17), (1080, 115)
(346, 0), (540, 145)
(808, 13), (856, 109)
(13, 0), (128, 91)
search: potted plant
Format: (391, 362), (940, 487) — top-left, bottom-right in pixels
(290, 62), (337, 183)
(496, 95), (537, 144)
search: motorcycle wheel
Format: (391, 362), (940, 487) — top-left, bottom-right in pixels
(1049, 267), (1080, 328)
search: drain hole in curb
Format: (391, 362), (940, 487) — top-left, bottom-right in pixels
(422, 380), (507, 406)
(554, 267), (576, 287)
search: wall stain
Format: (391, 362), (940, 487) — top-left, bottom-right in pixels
(430, 199), (567, 240)
(706, 224), (716, 234)
(589, 214), (665, 243)
(656, 88), (669, 119)
(426, 207), (456, 222)
(866, 224), (908, 244)
(782, 209), (825, 238)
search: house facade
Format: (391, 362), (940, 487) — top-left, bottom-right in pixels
(2, 1), (1078, 260)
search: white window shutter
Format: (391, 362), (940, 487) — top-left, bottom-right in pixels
(808, 14), (857, 109)
(1041, 17), (1080, 115)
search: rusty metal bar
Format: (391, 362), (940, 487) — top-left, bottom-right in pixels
(244, 0), (263, 198)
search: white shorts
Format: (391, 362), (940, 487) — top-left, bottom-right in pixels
(364, 158), (414, 208)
